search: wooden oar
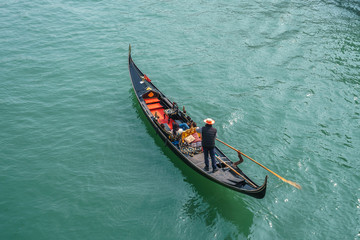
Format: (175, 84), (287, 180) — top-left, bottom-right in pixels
(216, 138), (302, 190)
(215, 156), (257, 188)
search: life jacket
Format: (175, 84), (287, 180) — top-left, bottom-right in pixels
(201, 125), (217, 148)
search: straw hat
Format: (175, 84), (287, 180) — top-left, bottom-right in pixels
(203, 118), (215, 125)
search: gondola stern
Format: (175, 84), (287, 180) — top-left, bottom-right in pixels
(255, 175), (268, 199)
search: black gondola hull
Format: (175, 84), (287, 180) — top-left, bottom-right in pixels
(128, 47), (267, 199)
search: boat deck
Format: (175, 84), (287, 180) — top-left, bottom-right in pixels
(187, 152), (246, 187)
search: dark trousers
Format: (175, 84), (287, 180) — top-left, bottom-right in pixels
(203, 147), (217, 169)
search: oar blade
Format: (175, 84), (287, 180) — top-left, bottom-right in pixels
(284, 179), (302, 189)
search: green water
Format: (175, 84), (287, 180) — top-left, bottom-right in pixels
(1, 0), (359, 239)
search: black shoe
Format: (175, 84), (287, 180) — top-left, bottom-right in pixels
(212, 168), (218, 173)
(204, 166), (209, 171)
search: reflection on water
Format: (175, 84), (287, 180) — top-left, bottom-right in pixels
(131, 90), (254, 237)
(180, 173), (254, 238)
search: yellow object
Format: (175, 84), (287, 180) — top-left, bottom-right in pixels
(181, 128), (201, 143)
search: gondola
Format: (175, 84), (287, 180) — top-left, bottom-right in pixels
(128, 46), (267, 199)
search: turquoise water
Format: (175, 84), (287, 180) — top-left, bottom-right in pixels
(1, 0), (359, 239)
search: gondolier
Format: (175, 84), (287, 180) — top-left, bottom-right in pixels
(200, 118), (218, 173)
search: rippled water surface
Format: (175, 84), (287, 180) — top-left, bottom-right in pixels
(1, 0), (359, 239)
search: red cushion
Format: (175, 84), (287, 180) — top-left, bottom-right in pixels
(148, 103), (162, 110)
(144, 98), (160, 104)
